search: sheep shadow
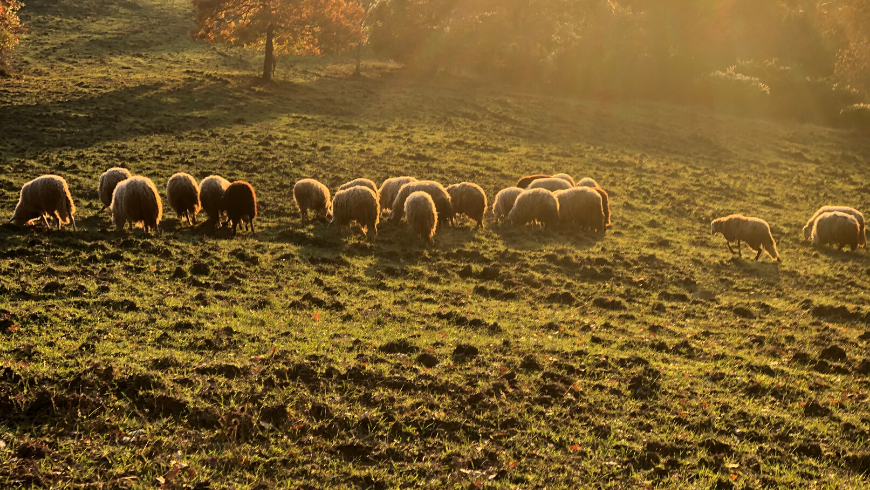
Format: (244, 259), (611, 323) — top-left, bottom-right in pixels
(489, 221), (605, 252)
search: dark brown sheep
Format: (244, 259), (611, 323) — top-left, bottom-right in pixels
(223, 181), (257, 234)
(516, 174), (551, 189)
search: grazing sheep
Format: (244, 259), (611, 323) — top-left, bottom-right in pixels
(111, 176), (162, 234)
(446, 182), (487, 227)
(98, 168), (131, 210)
(199, 175), (231, 226)
(516, 174), (551, 189)
(527, 178), (573, 193)
(803, 206), (865, 248)
(293, 179), (331, 223)
(390, 181), (453, 224)
(339, 178), (379, 198)
(577, 177), (599, 188)
(492, 187), (524, 223)
(552, 173), (576, 187)
(378, 176), (417, 213)
(508, 188), (560, 228)
(405, 191), (437, 241)
(711, 214), (780, 262)
(554, 187), (605, 233)
(166, 173), (201, 226)
(331, 186), (379, 239)
(811, 211), (861, 251)
(9, 175), (77, 231)
(592, 187), (612, 227)
(223, 181), (257, 234)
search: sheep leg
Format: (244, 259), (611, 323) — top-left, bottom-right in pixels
(187, 213), (193, 226)
(232, 220), (238, 235)
(70, 216), (77, 232)
(42, 215), (51, 229)
(725, 241), (736, 255)
(754, 247), (763, 261)
(737, 241), (743, 258)
(250, 221), (255, 234)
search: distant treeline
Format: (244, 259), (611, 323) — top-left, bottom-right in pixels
(366, 0), (870, 127)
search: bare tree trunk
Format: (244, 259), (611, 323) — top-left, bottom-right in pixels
(263, 23), (275, 81)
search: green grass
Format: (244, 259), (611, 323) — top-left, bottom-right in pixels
(2, 0), (870, 488)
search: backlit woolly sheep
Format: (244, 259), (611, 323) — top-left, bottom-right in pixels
(552, 173), (576, 187)
(592, 187), (612, 227)
(577, 177), (599, 188)
(405, 191), (437, 241)
(508, 188), (560, 228)
(293, 179), (331, 223)
(554, 187), (605, 233)
(223, 181), (257, 234)
(98, 168), (131, 210)
(9, 175), (77, 230)
(378, 176), (417, 214)
(199, 175), (230, 226)
(803, 206), (865, 248)
(711, 214), (780, 262)
(331, 186), (379, 239)
(492, 187), (523, 223)
(811, 211), (861, 251)
(390, 181), (453, 224)
(166, 173), (201, 226)
(111, 176), (162, 234)
(527, 178), (573, 193)
(516, 174), (551, 189)
(338, 178), (379, 200)
(446, 182), (487, 227)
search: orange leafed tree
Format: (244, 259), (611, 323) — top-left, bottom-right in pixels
(190, 0), (365, 81)
(0, 0), (25, 74)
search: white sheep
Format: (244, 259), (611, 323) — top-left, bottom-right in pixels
(577, 177), (599, 188)
(98, 168), (131, 210)
(446, 182), (487, 227)
(293, 179), (332, 223)
(527, 178), (573, 193)
(9, 175), (77, 230)
(378, 176), (417, 213)
(111, 176), (163, 234)
(405, 191), (437, 241)
(166, 173), (201, 226)
(338, 178), (379, 199)
(508, 188), (560, 228)
(811, 211), (861, 251)
(390, 181), (453, 223)
(199, 175), (230, 226)
(552, 173), (576, 187)
(492, 187), (524, 223)
(711, 214), (780, 262)
(554, 187), (605, 233)
(331, 186), (379, 239)
(803, 206), (865, 248)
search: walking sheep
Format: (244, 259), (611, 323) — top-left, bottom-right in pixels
(390, 181), (453, 224)
(223, 181), (257, 234)
(199, 175), (230, 227)
(446, 182), (487, 227)
(554, 187), (605, 233)
(527, 178), (573, 193)
(508, 188), (560, 228)
(405, 191), (437, 242)
(293, 179), (331, 223)
(492, 187), (524, 223)
(516, 174), (551, 189)
(577, 177), (599, 188)
(111, 176), (162, 234)
(378, 176), (417, 213)
(811, 211), (861, 251)
(711, 214), (780, 262)
(9, 175), (77, 231)
(803, 206), (865, 248)
(166, 172), (201, 226)
(98, 168), (131, 210)
(331, 186), (379, 239)
(552, 173), (576, 187)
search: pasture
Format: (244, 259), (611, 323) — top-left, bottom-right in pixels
(1, 0), (870, 488)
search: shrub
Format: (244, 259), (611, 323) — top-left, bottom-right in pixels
(0, 0), (24, 75)
(839, 104), (870, 129)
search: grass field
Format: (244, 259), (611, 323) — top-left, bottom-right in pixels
(2, 0), (870, 488)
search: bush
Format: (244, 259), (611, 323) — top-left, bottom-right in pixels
(0, 0), (25, 75)
(697, 67), (771, 117)
(839, 104), (870, 129)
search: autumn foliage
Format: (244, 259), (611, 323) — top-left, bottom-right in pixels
(190, 0), (364, 80)
(0, 0), (24, 74)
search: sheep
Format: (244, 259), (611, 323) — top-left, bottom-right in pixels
(552, 173), (576, 187)
(711, 214), (780, 262)
(111, 176), (162, 234)
(223, 181), (257, 234)
(199, 175), (230, 226)
(516, 174), (551, 189)
(811, 211), (861, 251)
(577, 177), (599, 188)
(166, 172), (201, 226)
(492, 187), (524, 223)
(331, 186), (379, 239)
(404, 191), (437, 241)
(446, 182), (487, 227)
(554, 187), (605, 233)
(338, 178), (379, 199)
(803, 206), (865, 248)
(527, 178), (573, 193)
(98, 168), (131, 210)
(9, 175), (77, 231)
(508, 188), (560, 228)
(592, 187), (612, 227)
(293, 179), (331, 223)
(390, 181), (453, 224)
(378, 176), (417, 213)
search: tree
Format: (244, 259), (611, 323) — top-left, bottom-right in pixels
(190, 0), (365, 81)
(0, 0), (25, 75)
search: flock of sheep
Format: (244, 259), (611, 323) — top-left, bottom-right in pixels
(5, 170), (867, 261)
